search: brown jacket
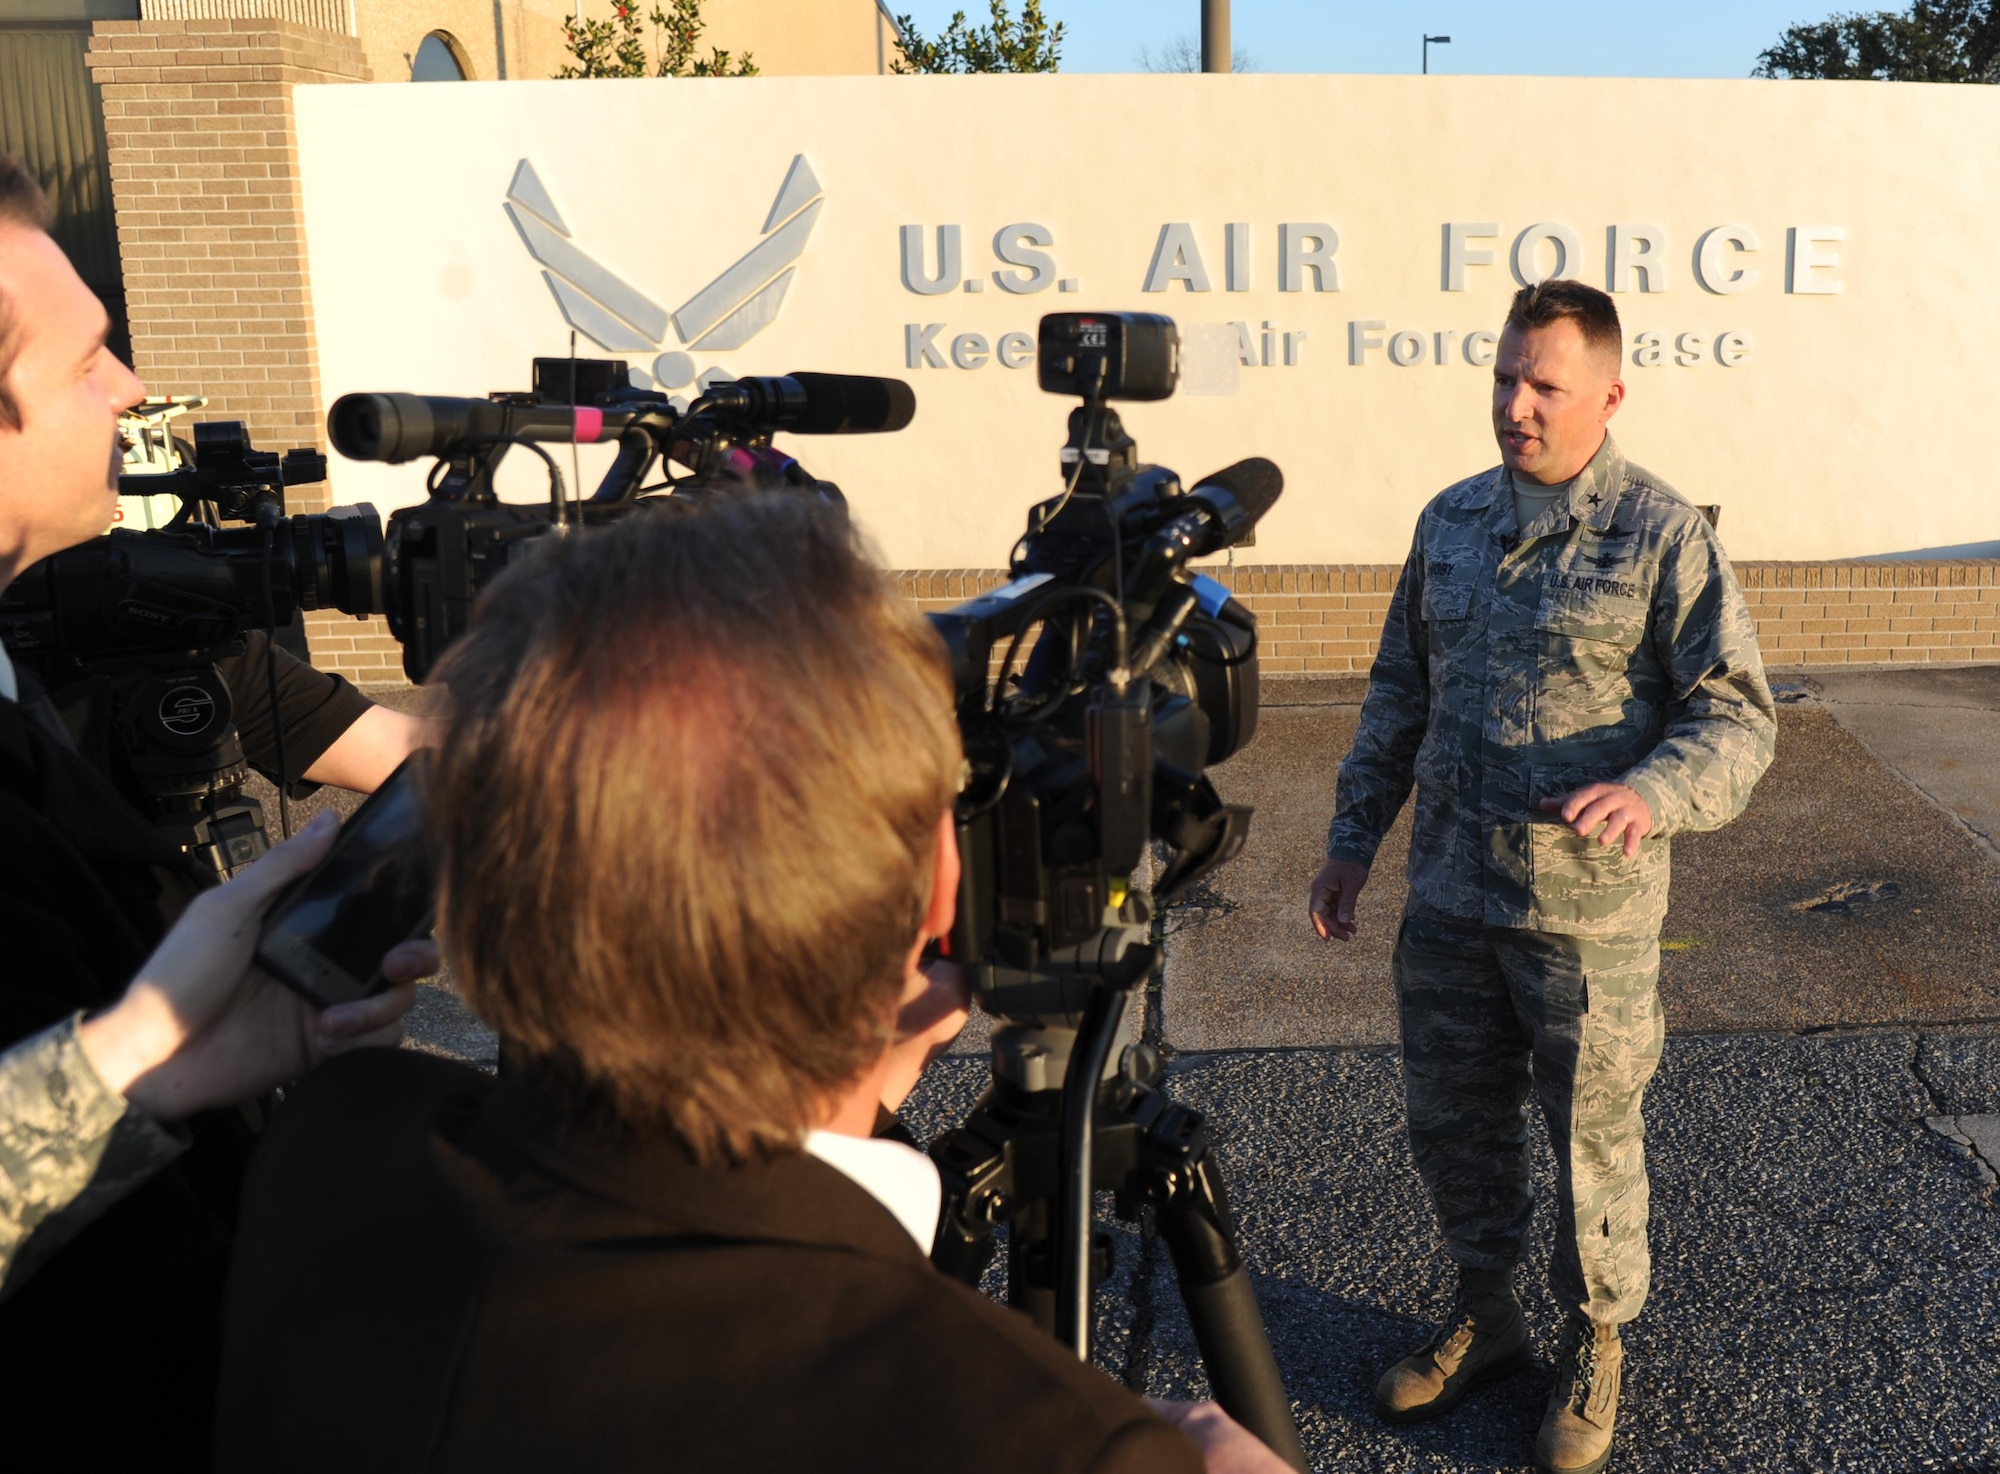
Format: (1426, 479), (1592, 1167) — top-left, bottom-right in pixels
(217, 1050), (1198, 1474)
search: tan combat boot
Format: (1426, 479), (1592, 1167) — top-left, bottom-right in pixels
(1535, 1317), (1623, 1474)
(1374, 1268), (1531, 1424)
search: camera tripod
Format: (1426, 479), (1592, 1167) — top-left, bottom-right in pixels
(929, 927), (1308, 1473)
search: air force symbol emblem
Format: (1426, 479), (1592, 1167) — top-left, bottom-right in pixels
(504, 154), (823, 394)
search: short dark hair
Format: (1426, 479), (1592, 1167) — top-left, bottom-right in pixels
(0, 156), (54, 432)
(428, 495), (962, 1165)
(1504, 278), (1622, 365)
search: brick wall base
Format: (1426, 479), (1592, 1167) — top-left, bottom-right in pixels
(1734, 561), (2000, 665)
(1196, 559), (2000, 675)
(304, 560), (2000, 686)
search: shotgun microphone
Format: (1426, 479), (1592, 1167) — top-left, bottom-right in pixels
(696, 373), (917, 434)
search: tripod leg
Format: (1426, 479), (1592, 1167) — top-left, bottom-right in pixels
(1055, 984), (1125, 1358)
(1157, 1159), (1308, 1473)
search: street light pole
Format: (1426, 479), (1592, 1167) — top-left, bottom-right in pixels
(1203, 0), (1230, 73)
(1423, 33), (1451, 74)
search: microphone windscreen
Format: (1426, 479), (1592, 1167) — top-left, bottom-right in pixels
(1192, 457), (1284, 525)
(785, 373), (918, 434)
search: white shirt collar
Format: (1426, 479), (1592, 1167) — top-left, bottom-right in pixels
(803, 1128), (941, 1254)
(0, 643), (16, 704)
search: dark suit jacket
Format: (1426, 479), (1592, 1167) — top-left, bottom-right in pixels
(0, 690), (227, 1470)
(217, 1050), (1201, 1474)
(0, 650), (373, 1468)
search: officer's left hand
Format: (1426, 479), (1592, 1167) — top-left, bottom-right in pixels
(1542, 783), (1653, 858)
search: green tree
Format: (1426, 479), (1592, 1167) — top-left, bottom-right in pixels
(1755, 0), (2000, 79)
(892, 0), (1064, 73)
(556, 0), (757, 79)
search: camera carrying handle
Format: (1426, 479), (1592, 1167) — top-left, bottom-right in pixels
(594, 428), (661, 504)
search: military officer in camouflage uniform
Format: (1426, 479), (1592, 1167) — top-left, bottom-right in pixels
(1307, 279), (1774, 1474)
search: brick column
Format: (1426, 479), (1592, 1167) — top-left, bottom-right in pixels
(85, 17), (402, 680)
(86, 17), (369, 488)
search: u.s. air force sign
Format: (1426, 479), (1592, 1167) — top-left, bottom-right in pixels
(512, 152), (1839, 393)
(296, 74), (1998, 568)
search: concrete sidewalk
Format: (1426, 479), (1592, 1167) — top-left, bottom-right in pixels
(1808, 665), (2000, 864)
(1159, 674), (2000, 1049)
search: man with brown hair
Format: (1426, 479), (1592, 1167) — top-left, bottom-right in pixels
(1307, 280), (1774, 1473)
(216, 496), (1274, 1473)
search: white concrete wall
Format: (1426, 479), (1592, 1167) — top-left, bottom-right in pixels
(294, 74), (2000, 568)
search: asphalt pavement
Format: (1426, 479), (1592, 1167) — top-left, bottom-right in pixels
(898, 1032), (2000, 1473)
(365, 666), (2000, 1473)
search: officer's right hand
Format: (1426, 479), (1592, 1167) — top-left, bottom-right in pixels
(1308, 856), (1370, 941)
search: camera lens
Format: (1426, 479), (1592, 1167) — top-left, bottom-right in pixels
(282, 504), (385, 618)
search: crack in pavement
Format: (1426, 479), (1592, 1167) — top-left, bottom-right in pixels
(1912, 1036), (2000, 1191)
(1924, 1114), (2000, 1188)
(1910, 1038), (1952, 1112)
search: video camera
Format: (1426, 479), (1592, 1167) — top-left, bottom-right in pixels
(923, 314), (1302, 1470)
(0, 366), (913, 875)
(0, 420), (385, 877)
(930, 310), (1277, 1045)
(330, 358), (914, 681)
(330, 322), (1274, 1035)
(1, 419), (384, 660)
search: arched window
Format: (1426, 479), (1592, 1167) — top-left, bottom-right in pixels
(411, 31), (470, 82)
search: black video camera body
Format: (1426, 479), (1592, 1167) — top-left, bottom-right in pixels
(3, 419), (384, 660)
(930, 312), (1279, 1033)
(330, 358), (915, 682)
(0, 420), (386, 877)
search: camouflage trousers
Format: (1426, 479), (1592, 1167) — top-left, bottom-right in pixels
(1392, 904), (1666, 1326)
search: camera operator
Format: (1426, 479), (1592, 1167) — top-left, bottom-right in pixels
(0, 155), (431, 1468)
(215, 497), (1288, 1474)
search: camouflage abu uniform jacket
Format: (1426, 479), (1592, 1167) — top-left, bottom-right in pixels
(0, 1014), (187, 1301)
(1329, 435), (1776, 937)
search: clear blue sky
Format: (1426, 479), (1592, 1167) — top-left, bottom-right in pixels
(888, 0), (1838, 77)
